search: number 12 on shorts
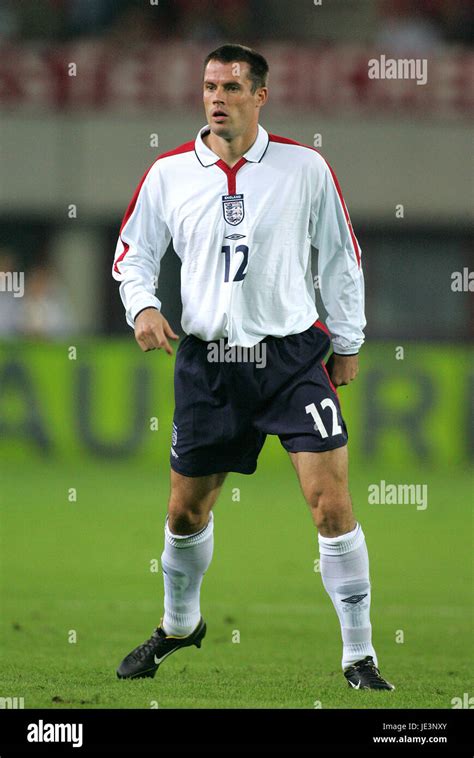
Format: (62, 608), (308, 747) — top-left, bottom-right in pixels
(306, 399), (342, 438)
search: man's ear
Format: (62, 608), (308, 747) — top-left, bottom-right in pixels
(255, 87), (268, 107)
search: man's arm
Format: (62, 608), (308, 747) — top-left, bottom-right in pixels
(112, 164), (178, 353)
(311, 158), (366, 386)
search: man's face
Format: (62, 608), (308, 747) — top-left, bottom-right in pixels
(203, 60), (265, 139)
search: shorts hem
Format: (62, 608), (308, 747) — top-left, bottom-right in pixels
(280, 437), (348, 454)
(170, 459), (257, 477)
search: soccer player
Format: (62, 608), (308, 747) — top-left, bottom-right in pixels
(113, 44), (394, 691)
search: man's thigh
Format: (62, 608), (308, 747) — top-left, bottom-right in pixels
(289, 446), (349, 498)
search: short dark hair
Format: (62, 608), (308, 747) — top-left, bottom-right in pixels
(203, 44), (269, 93)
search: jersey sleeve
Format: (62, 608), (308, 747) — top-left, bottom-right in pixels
(112, 165), (171, 329)
(310, 159), (366, 355)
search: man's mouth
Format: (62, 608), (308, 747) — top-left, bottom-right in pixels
(212, 110), (228, 121)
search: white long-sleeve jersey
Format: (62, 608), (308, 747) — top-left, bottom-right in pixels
(112, 124), (366, 354)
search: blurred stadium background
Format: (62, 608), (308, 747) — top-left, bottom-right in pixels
(0, 0), (473, 710)
(0, 0), (473, 346)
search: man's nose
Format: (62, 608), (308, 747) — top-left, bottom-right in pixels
(212, 87), (226, 101)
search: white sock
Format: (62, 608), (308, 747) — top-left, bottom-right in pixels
(161, 512), (214, 636)
(318, 522), (378, 671)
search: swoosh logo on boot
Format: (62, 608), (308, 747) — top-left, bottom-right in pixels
(154, 650), (174, 665)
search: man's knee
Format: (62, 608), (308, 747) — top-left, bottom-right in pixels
(167, 501), (210, 535)
(305, 482), (355, 536)
(167, 470), (225, 535)
(312, 496), (354, 535)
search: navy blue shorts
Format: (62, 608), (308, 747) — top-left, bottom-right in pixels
(170, 320), (348, 477)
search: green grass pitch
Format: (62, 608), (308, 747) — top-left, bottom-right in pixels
(0, 452), (472, 709)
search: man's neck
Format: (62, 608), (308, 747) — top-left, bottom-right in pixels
(203, 125), (259, 168)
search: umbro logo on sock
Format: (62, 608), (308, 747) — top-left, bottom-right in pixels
(341, 594), (367, 604)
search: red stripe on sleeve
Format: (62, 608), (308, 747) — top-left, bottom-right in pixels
(324, 162), (361, 268)
(113, 141), (194, 275)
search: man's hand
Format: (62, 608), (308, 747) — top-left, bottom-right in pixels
(134, 308), (179, 355)
(325, 353), (359, 387)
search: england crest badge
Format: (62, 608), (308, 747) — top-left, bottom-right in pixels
(222, 194), (245, 226)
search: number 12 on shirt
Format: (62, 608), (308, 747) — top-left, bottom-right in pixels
(221, 244), (249, 282)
